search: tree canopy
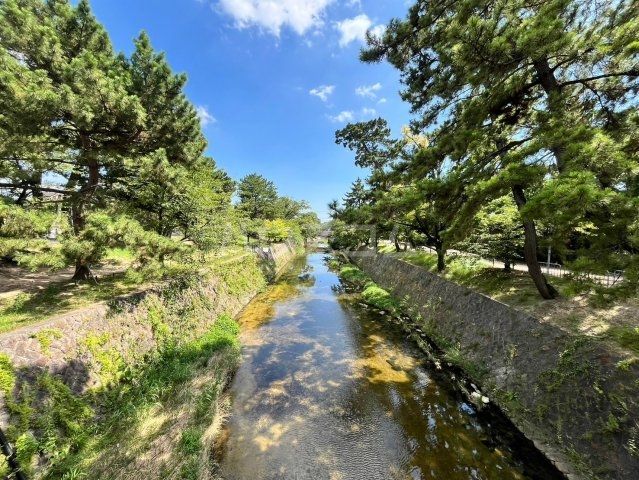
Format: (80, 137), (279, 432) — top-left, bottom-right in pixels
(0, 0), (319, 281)
(332, 0), (639, 298)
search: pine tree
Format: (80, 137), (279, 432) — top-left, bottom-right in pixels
(361, 0), (639, 298)
(0, 0), (144, 279)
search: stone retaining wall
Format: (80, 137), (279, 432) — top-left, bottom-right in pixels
(348, 250), (639, 480)
(0, 244), (298, 428)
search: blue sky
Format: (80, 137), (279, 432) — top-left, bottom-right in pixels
(90, 0), (412, 220)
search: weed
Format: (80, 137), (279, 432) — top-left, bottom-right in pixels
(32, 328), (63, 355)
(538, 338), (594, 392)
(0, 353), (15, 395)
(616, 357), (638, 371)
(606, 326), (639, 355)
(361, 284), (400, 313)
(179, 427), (204, 456)
(83, 333), (125, 387)
(338, 265), (370, 287)
(603, 413), (621, 434)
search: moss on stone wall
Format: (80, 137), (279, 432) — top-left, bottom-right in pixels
(0, 353), (15, 396)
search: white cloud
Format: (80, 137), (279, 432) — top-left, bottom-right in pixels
(369, 24), (386, 39)
(217, 0), (333, 36)
(362, 107), (377, 117)
(378, 97), (387, 104)
(196, 106), (216, 127)
(309, 84), (335, 102)
(335, 14), (370, 47)
(355, 82), (382, 99)
(335, 14), (384, 47)
(328, 110), (354, 123)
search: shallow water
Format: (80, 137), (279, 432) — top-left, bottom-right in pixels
(218, 253), (562, 480)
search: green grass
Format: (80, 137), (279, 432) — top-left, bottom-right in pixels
(37, 315), (240, 479)
(103, 247), (135, 264)
(392, 250), (584, 309)
(339, 265), (370, 287)
(0, 273), (145, 333)
(607, 326), (639, 355)
(0, 454), (8, 479)
(0, 244), (259, 334)
(361, 284), (400, 313)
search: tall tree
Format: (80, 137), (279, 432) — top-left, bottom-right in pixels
(237, 173), (278, 221)
(361, 0), (639, 298)
(0, 0), (144, 279)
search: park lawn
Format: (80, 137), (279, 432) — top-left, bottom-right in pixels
(0, 272), (147, 333)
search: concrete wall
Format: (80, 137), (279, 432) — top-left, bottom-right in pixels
(348, 250), (639, 480)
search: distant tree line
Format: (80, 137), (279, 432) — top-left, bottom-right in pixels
(329, 0), (639, 299)
(0, 0), (320, 280)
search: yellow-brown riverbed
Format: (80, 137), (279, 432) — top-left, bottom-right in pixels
(218, 253), (564, 480)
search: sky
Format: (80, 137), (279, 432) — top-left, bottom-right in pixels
(89, 0), (412, 220)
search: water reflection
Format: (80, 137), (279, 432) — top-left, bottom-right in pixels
(219, 254), (560, 480)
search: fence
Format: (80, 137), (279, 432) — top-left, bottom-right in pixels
(411, 245), (626, 288)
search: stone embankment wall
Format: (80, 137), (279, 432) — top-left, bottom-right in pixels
(0, 243), (298, 427)
(348, 250), (639, 480)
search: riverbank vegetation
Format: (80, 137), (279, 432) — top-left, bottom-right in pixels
(0, 0), (320, 332)
(329, 0), (639, 302)
(0, 251), (264, 479)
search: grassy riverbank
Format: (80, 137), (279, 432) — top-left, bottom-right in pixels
(45, 315), (241, 480)
(0, 247), (256, 334)
(0, 247), (277, 480)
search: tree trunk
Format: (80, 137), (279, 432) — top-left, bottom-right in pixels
(504, 259), (512, 272)
(436, 244), (446, 272)
(371, 227), (378, 252)
(72, 261), (92, 282)
(511, 185), (558, 299)
(394, 235), (401, 252)
(70, 142), (100, 280)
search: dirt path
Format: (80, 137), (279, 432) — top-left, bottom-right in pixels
(0, 264), (126, 300)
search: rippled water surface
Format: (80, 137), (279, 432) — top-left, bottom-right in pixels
(219, 253), (561, 480)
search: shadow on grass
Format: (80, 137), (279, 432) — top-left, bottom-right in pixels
(0, 273), (143, 333)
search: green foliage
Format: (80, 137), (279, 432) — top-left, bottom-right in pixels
(361, 284), (400, 313)
(337, 0), (639, 298)
(296, 211), (322, 244)
(338, 265), (370, 287)
(0, 454), (9, 478)
(210, 252), (266, 296)
(4, 283), (242, 480)
(606, 327), (639, 355)
(329, 219), (370, 250)
(237, 173), (278, 221)
(0, 0), (318, 283)
(179, 427), (204, 456)
(82, 333), (125, 387)
(460, 197), (524, 269)
(0, 353), (15, 395)
(263, 218), (293, 243)
(33, 328), (63, 355)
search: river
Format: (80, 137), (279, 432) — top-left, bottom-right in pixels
(218, 253), (563, 480)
